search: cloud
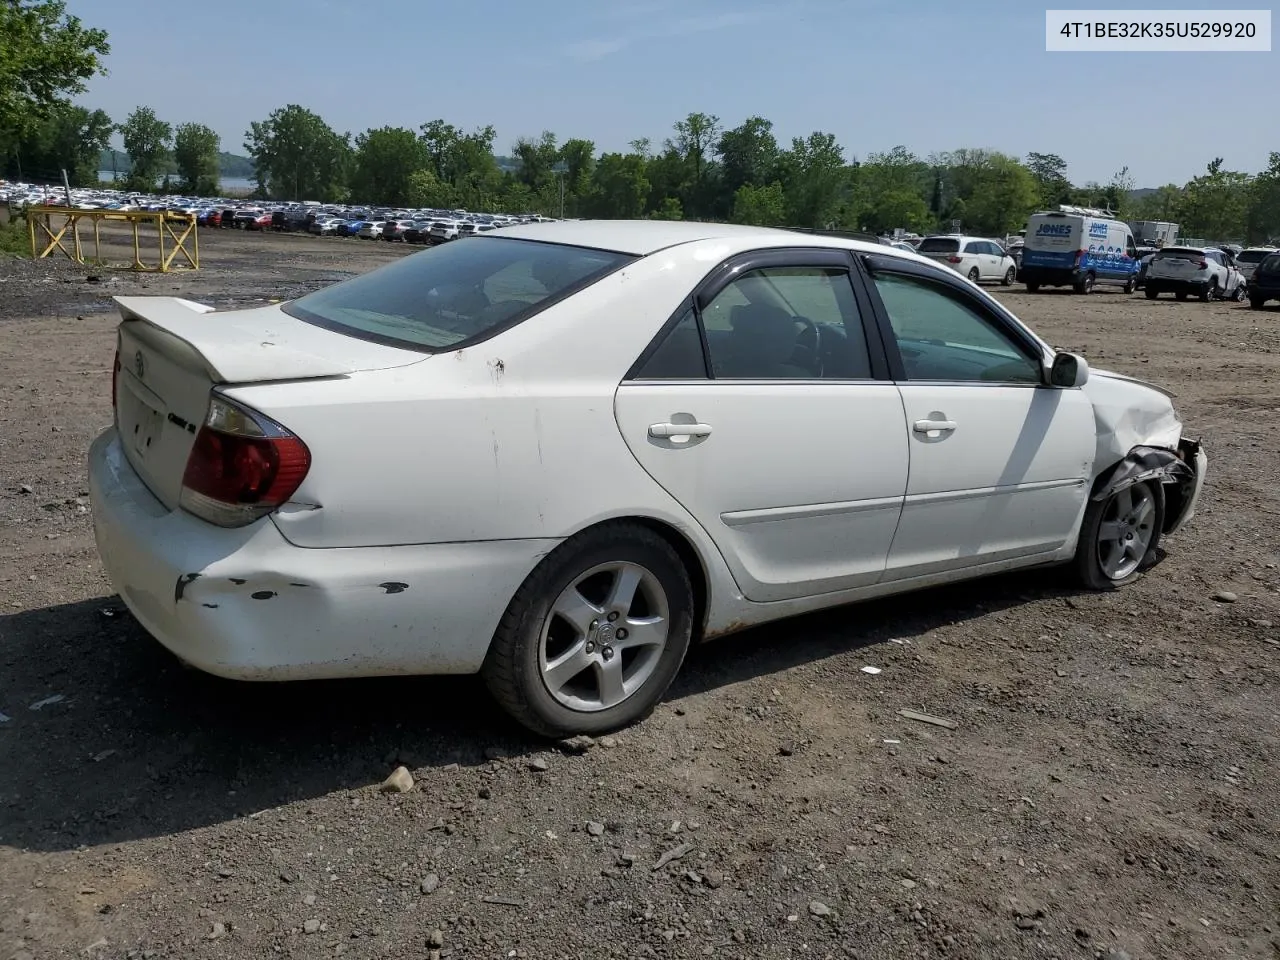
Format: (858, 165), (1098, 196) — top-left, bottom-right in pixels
(565, 38), (631, 61)
(565, 5), (781, 61)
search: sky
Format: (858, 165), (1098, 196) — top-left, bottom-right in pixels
(70, 0), (1275, 187)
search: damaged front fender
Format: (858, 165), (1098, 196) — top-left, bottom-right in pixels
(1092, 439), (1206, 535)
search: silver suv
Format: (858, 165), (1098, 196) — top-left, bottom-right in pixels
(1143, 246), (1241, 302)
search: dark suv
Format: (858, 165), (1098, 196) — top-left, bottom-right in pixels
(1249, 252), (1280, 309)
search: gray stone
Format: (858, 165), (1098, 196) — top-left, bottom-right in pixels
(586, 821), (605, 837)
(303, 919), (321, 935)
(529, 757), (550, 772)
(419, 873), (440, 895)
(1212, 590), (1239, 603)
(379, 766), (414, 793)
(809, 901), (831, 917)
(427, 929), (444, 948)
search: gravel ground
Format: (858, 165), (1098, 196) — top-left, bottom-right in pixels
(1, 232), (1278, 960)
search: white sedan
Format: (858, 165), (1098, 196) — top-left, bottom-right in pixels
(89, 221), (1208, 737)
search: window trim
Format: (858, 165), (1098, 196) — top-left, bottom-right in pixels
(626, 247), (893, 383)
(857, 253), (1051, 387)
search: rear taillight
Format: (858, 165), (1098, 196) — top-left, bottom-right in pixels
(179, 395), (310, 527)
(1195, 259), (1208, 269)
(946, 255), (962, 263)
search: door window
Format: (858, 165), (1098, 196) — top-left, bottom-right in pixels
(634, 266), (873, 380)
(871, 273), (1042, 384)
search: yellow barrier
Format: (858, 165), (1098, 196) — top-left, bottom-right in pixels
(27, 205), (199, 272)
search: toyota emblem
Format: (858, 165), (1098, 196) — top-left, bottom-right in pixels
(134, 350), (145, 379)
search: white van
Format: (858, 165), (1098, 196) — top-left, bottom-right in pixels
(1019, 210), (1140, 294)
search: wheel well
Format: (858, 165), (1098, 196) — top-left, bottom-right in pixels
(602, 516), (710, 641)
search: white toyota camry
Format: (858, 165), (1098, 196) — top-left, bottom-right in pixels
(89, 221), (1208, 737)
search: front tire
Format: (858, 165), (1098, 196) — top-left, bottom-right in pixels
(1074, 273), (1095, 295)
(1200, 280), (1216, 303)
(482, 522), (694, 737)
(1145, 287), (1159, 299)
(1073, 480), (1165, 590)
(1025, 282), (1040, 293)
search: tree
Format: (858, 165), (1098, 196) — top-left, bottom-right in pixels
(2, 101), (111, 185)
(855, 146), (932, 233)
(717, 116), (779, 195)
(1245, 152), (1280, 243)
(778, 132), (848, 228)
(1025, 152), (1071, 208)
(587, 152), (649, 219)
(351, 126), (425, 206)
(0, 0), (109, 149)
(557, 138), (595, 216)
(406, 167), (456, 209)
(512, 130), (559, 193)
(118, 106), (172, 192)
(173, 122), (220, 195)
(1177, 158), (1251, 241)
(244, 104), (351, 202)
(420, 119), (461, 180)
(731, 181), (786, 226)
(938, 149), (1038, 235)
(667, 112), (722, 217)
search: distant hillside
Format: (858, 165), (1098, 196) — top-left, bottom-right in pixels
(98, 149), (256, 180)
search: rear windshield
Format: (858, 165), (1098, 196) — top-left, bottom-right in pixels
(1155, 248), (1204, 260)
(1236, 249), (1273, 263)
(284, 236), (634, 352)
(1261, 254), (1280, 273)
(918, 237), (960, 253)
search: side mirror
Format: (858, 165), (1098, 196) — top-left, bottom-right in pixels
(1049, 352), (1089, 388)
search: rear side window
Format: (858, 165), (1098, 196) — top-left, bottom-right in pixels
(285, 237), (634, 352)
(919, 237), (961, 253)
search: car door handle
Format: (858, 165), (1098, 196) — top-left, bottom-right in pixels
(648, 422), (712, 439)
(913, 419), (957, 434)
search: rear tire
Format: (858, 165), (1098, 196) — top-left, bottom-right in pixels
(1251, 296), (1266, 310)
(482, 522), (694, 738)
(1025, 282), (1040, 293)
(1144, 287), (1158, 300)
(967, 267), (980, 283)
(1073, 273), (1095, 295)
(1175, 291), (1187, 301)
(1073, 480), (1165, 590)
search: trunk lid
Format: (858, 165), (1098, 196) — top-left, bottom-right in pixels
(112, 296), (424, 510)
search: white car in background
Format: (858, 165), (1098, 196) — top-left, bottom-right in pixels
(916, 235), (1018, 285)
(1143, 246), (1243, 301)
(1234, 247), (1277, 283)
(357, 221), (385, 240)
(429, 220), (462, 242)
(89, 221), (1206, 737)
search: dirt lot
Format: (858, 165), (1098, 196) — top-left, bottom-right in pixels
(1, 230), (1277, 960)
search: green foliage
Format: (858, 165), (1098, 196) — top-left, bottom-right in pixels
(2, 102), (111, 184)
(173, 122), (220, 195)
(118, 106), (172, 191)
(244, 104), (351, 202)
(1025, 152), (1071, 208)
(0, 211), (29, 256)
(0, 0), (109, 146)
(351, 126), (425, 206)
(587, 152), (649, 219)
(855, 146), (932, 234)
(731, 181), (786, 226)
(778, 132), (848, 228)
(1246, 152), (1280, 243)
(937, 149), (1040, 235)
(1176, 158), (1251, 240)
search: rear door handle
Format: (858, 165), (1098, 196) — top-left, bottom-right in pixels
(913, 419), (957, 434)
(649, 422), (713, 439)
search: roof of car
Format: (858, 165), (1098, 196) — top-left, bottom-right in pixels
(489, 219), (877, 256)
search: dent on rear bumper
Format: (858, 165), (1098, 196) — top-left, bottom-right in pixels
(89, 429), (559, 679)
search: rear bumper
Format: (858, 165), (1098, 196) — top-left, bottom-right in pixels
(1019, 265), (1079, 286)
(89, 428), (558, 680)
(1145, 277), (1209, 294)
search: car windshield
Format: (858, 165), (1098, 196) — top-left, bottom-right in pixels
(284, 237), (634, 351)
(1236, 249), (1272, 263)
(918, 237), (960, 253)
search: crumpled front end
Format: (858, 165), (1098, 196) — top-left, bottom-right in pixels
(1083, 370), (1207, 535)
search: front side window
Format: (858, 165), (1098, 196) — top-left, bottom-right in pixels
(701, 266), (872, 379)
(284, 237), (633, 351)
(871, 273), (1042, 384)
